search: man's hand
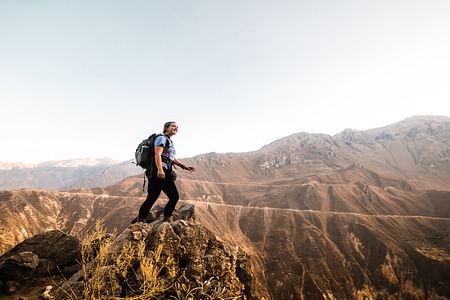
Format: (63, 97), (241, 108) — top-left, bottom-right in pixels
(157, 168), (165, 179)
(180, 164), (195, 172)
(185, 166), (195, 172)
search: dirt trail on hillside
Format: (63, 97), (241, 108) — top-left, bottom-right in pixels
(59, 191), (450, 221)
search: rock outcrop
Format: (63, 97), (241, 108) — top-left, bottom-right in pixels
(0, 205), (260, 299)
(0, 230), (80, 297)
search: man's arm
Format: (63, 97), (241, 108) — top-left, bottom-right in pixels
(155, 146), (165, 178)
(173, 159), (195, 172)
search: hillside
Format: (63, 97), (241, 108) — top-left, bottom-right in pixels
(0, 207), (264, 299)
(1, 116), (449, 299)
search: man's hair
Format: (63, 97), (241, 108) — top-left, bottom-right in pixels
(163, 121), (176, 133)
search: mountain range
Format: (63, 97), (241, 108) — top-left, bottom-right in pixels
(1, 115), (449, 299)
(0, 158), (142, 190)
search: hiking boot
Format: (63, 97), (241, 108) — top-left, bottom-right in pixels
(131, 217), (146, 224)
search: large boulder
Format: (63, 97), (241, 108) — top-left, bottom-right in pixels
(56, 204), (257, 299)
(0, 230), (80, 295)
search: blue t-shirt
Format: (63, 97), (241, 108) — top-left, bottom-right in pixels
(154, 134), (175, 168)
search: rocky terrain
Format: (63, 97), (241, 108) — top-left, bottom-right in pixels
(0, 115), (449, 299)
(0, 205), (262, 299)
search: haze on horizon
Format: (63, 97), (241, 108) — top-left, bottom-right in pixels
(1, 0), (450, 163)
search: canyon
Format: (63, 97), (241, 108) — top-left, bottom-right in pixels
(1, 116), (449, 299)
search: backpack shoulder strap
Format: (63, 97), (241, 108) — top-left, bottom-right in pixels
(164, 135), (171, 150)
(151, 134), (171, 151)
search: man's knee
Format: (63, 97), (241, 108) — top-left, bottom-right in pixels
(171, 193), (180, 202)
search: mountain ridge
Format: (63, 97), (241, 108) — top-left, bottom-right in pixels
(1, 115), (450, 299)
(1, 115), (449, 190)
(0, 159), (141, 190)
(0, 157), (119, 169)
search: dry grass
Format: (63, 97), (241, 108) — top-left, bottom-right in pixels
(77, 220), (173, 299)
(170, 275), (243, 300)
(79, 220), (116, 299)
(57, 219), (245, 299)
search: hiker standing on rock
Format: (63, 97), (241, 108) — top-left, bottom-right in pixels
(135, 121), (195, 223)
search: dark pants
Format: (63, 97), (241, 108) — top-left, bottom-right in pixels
(138, 167), (179, 219)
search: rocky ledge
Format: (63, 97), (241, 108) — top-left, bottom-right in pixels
(0, 205), (256, 299)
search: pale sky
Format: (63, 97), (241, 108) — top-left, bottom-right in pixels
(1, 0), (449, 163)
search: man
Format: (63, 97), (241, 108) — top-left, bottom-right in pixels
(134, 121), (195, 223)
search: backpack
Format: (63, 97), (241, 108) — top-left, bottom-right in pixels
(134, 133), (171, 169)
(135, 133), (157, 169)
(135, 133), (171, 191)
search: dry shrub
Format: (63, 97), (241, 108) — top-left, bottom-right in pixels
(170, 275), (244, 300)
(59, 220), (244, 299)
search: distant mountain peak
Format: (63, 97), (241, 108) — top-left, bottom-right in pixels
(364, 115), (450, 137)
(39, 157), (118, 168)
(0, 158), (119, 170)
(0, 158), (141, 190)
(400, 115), (450, 123)
(0, 162), (37, 170)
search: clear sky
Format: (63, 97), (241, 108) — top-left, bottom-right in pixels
(1, 0), (449, 163)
